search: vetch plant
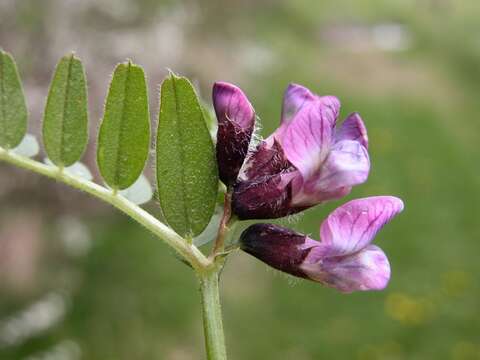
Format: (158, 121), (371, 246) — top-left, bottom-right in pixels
(0, 49), (404, 359)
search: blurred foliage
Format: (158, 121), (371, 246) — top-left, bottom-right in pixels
(1, 0), (480, 359)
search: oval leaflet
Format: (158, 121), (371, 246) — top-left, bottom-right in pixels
(97, 61), (150, 190)
(0, 50), (28, 149)
(156, 73), (218, 237)
(43, 53), (89, 167)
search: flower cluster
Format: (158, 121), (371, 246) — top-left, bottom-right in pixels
(213, 82), (404, 293)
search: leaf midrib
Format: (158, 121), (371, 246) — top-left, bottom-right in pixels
(58, 54), (74, 165)
(113, 62), (132, 188)
(170, 75), (191, 233)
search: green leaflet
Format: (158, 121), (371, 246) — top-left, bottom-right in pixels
(97, 61), (150, 190)
(156, 74), (218, 237)
(43, 54), (88, 166)
(0, 50), (28, 149)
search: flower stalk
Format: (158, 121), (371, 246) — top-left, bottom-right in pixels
(211, 191), (233, 257)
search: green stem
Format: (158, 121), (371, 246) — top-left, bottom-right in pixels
(0, 147), (210, 271)
(199, 269), (227, 360)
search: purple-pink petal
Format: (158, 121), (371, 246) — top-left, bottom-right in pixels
(291, 183), (352, 207)
(317, 140), (369, 188)
(319, 196), (404, 257)
(301, 245), (391, 293)
(280, 83), (318, 126)
(279, 100), (337, 178)
(319, 95), (341, 121)
(291, 140), (369, 207)
(213, 82), (255, 129)
(335, 112), (368, 149)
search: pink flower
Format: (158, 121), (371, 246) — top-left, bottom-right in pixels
(232, 83), (370, 219)
(239, 196), (404, 293)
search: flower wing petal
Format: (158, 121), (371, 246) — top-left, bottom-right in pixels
(293, 140), (369, 206)
(302, 245), (391, 293)
(335, 112), (368, 149)
(312, 140), (370, 193)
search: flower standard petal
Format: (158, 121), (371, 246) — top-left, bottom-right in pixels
(213, 82), (255, 185)
(280, 83), (318, 126)
(319, 95), (341, 120)
(279, 100), (337, 178)
(280, 84), (340, 126)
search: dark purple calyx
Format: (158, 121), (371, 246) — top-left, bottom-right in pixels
(216, 118), (253, 185)
(232, 139), (305, 219)
(242, 139), (292, 179)
(213, 82), (255, 186)
(239, 223), (311, 277)
(233, 175), (294, 219)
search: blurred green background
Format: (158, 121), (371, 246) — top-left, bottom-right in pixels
(1, 0), (480, 359)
